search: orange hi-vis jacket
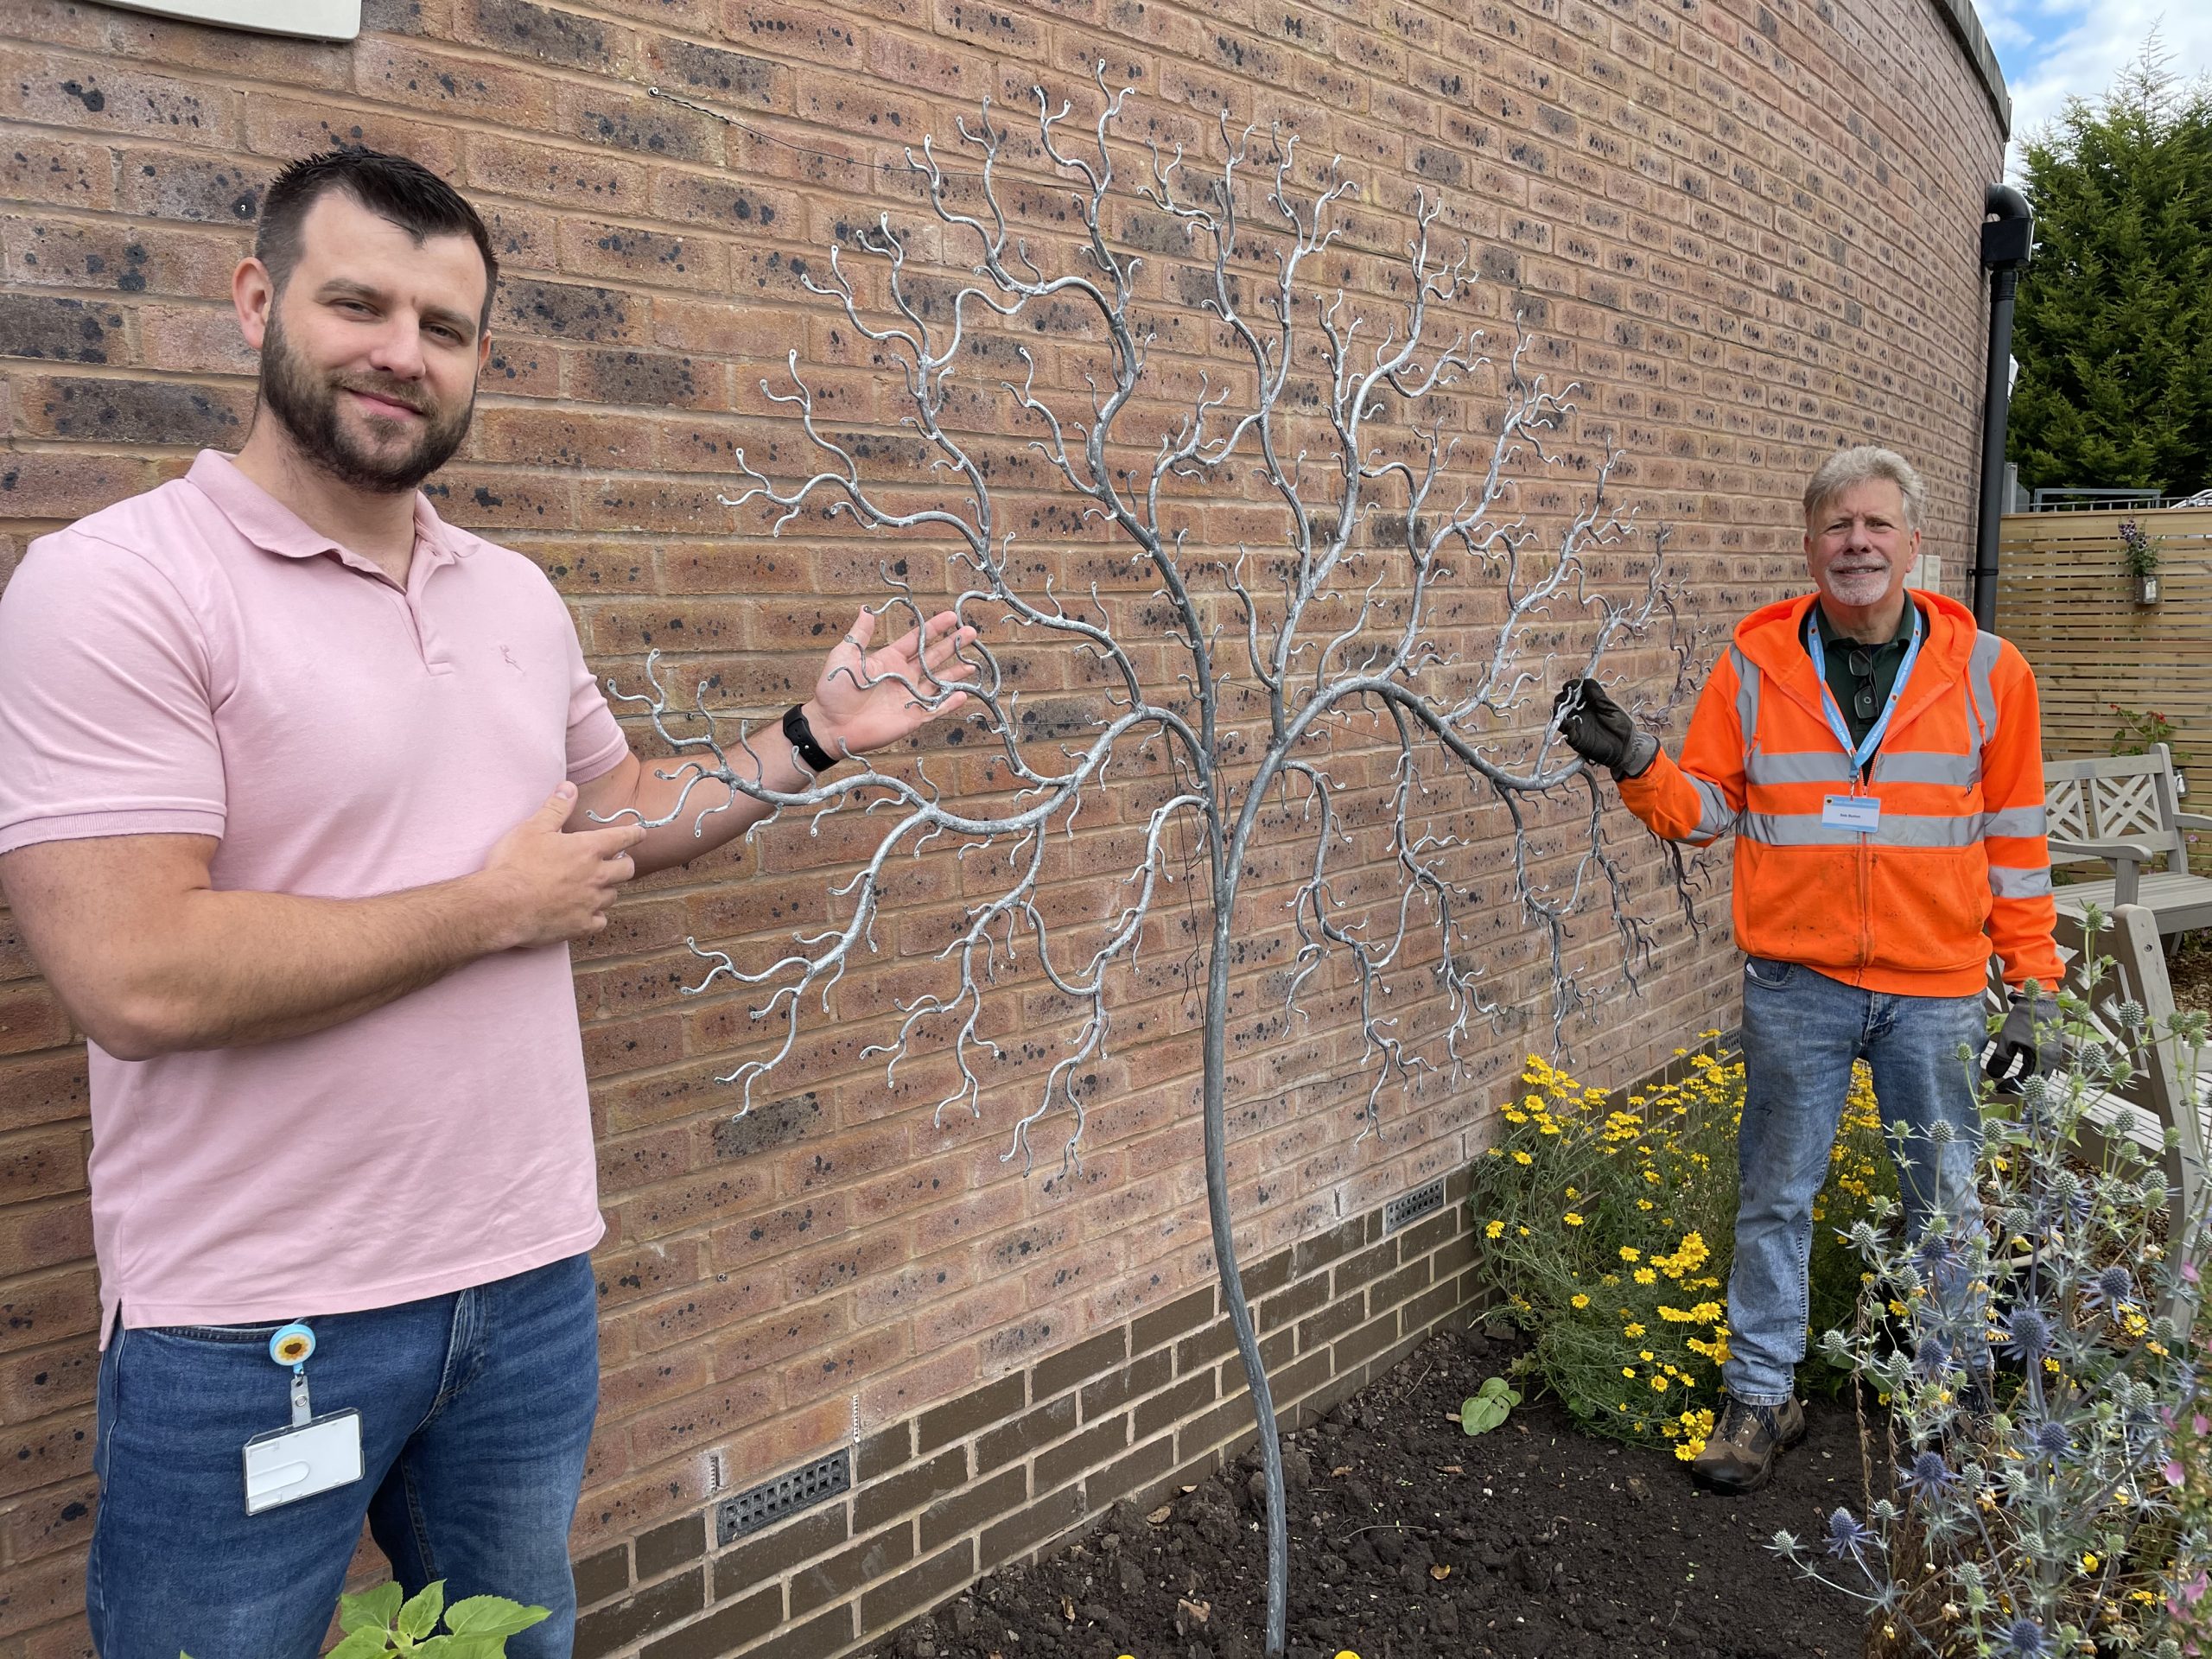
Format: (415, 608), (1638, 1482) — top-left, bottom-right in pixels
(1618, 588), (2064, 998)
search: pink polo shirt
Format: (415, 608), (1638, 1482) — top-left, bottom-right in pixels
(0, 451), (628, 1338)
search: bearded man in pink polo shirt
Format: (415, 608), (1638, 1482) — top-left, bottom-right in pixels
(0, 150), (974, 1659)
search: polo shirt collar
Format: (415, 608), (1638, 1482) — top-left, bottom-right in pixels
(185, 449), (466, 577)
(1813, 594), (1918, 650)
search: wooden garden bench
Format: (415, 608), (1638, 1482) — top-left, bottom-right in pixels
(2043, 745), (2212, 938)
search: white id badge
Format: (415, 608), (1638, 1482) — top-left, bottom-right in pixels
(244, 1410), (363, 1515)
(1821, 794), (1880, 833)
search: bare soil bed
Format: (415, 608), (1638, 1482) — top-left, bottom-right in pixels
(866, 1323), (1866, 1659)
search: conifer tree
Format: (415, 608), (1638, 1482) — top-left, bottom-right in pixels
(2010, 40), (2212, 495)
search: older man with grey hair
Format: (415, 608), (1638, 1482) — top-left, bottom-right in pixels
(1554, 445), (2064, 1492)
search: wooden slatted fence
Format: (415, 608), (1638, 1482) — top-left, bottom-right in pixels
(1993, 506), (2212, 769)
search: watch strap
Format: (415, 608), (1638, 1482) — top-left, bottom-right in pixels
(782, 704), (839, 774)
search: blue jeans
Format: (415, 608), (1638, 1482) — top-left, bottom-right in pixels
(87, 1254), (599, 1659)
(1726, 961), (1984, 1406)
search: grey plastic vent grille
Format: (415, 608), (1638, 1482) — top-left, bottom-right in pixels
(714, 1447), (850, 1546)
(1382, 1177), (1446, 1236)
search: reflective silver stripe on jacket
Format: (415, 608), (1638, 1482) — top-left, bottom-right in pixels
(1989, 864), (2054, 899)
(1689, 776), (1737, 842)
(1871, 749), (1980, 787)
(1980, 804), (2048, 838)
(1740, 811), (1985, 849)
(1964, 632), (2002, 753)
(1746, 749), (1852, 785)
(1731, 645), (1759, 749)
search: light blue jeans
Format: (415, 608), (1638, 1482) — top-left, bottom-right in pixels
(1726, 960), (1984, 1406)
(86, 1253), (599, 1659)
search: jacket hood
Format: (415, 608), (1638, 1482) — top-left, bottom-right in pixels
(1731, 588), (1978, 724)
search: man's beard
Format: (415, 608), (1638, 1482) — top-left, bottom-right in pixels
(257, 310), (474, 495)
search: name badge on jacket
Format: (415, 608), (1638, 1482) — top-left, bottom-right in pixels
(1821, 795), (1881, 833)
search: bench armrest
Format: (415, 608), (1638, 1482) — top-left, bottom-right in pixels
(2174, 811), (2212, 834)
(2048, 836), (2164, 906)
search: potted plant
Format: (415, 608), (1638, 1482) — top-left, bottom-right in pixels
(2120, 517), (2162, 604)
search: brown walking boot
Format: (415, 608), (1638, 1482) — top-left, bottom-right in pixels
(1688, 1395), (1806, 1495)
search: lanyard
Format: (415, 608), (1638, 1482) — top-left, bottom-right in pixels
(1804, 602), (1921, 779)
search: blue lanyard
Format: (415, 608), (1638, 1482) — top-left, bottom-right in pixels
(1804, 603), (1922, 776)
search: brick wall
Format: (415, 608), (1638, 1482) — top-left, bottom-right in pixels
(0, 0), (2003, 1653)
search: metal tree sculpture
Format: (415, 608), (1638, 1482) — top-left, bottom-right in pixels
(617, 82), (1686, 1654)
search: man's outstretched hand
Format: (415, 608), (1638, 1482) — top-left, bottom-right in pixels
(1554, 678), (1658, 779)
(805, 607), (980, 761)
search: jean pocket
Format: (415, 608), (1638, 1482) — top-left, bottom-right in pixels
(149, 1321), (293, 1345)
(1743, 957), (1796, 989)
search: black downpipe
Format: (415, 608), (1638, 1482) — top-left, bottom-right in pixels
(1973, 182), (2034, 631)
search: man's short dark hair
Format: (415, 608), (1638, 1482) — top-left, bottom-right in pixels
(256, 149), (499, 329)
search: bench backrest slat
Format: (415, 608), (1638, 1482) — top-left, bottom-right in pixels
(2043, 742), (2188, 868)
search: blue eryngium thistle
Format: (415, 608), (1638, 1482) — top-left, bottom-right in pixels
(2023, 1418), (2074, 1462)
(1897, 1450), (1958, 1499)
(2079, 1263), (2134, 1309)
(1822, 1507), (1875, 1562)
(2002, 1616), (2048, 1657)
(1999, 1304), (2056, 1362)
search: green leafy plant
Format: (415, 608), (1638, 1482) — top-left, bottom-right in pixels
(1459, 1376), (1521, 1434)
(2108, 702), (2191, 768)
(2120, 518), (2164, 577)
(186, 1581), (550, 1659)
(1471, 1043), (1894, 1458)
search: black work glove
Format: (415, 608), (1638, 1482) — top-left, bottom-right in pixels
(1985, 989), (2063, 1094)
(1553, 678), (1658, 779)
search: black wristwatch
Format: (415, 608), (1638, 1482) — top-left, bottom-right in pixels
(781, 703), (840, 774)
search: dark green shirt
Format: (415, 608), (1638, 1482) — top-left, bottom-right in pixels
(1811, 599), (1919, 754)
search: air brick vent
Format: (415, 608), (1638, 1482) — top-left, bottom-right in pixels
(1382, 1177), (1446, 1236)
(714, 1447), (851, 1546)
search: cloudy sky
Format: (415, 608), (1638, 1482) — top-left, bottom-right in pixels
(1978, 1), (2212, 165)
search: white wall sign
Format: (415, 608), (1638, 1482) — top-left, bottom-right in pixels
(101, 0), (360, 41)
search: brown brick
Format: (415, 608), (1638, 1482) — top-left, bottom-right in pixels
(851, 1446), (964, 1532)
(1079, 1348), (1169, 1423)
(979, 1478), (1084, 1569)
(1031, 1326), (1126, 1399)
(857, 1539), (974, 1630)
(1173, 1316), (1236, 1376)
(1289, 1216), (1367, 1279)
(0, 136), (114, 211)
(744, 1602), (856, 1659)
(915, 1373), (1021, 1452)
(1082, 1431), (1176, 1512)
(634, 1512), (707, 1580)
(1331, 1236), (1402, 1295)
(1133, 1369), (1216, 1441)
(571, 1564), (702, 1659)
(973, 1391), (1074, 1473)
(1033, 1412), (1128, 1493)
(113, 149), (272, 224)
(789, 1522), (915, 1615)
(0, 296), (126, 365)
(918, 1462), (1024, 1551)
(0, 48), (241, 148)
(639, 1584), (778, 1659)
(1130, 1285), (1212, 1355)
(710, 1503), (849, 1603)
(1257, 1271), (1328, 1332)
(574, 1542), (630, 1609)
(15, 375), (250, 446)
(1332, 1308), (1401, 1372)
(1297, 1293), (1365, 1352)
(855, 1422), (911, 1482)
(1370, 1256), (1433, 1314)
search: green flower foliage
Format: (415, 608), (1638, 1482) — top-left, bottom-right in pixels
(1470, 1043), (1894, 1459)
(183, 1581), (549, 1659)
